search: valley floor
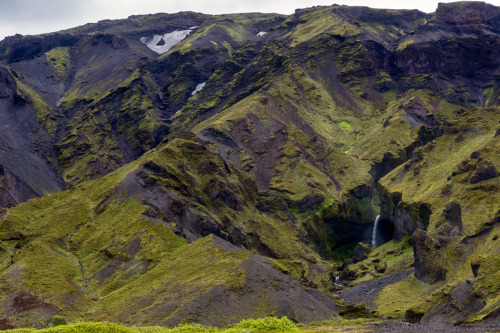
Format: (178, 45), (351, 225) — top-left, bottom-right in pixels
(366, 321), (500, 333)
(5, 320), (499, 333)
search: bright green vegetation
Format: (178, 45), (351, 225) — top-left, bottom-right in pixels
(375, 275), (431, 318)
(3, 316), (385, 333)
(2, 317), (298, 333)
(396, 37), (414, 50)
(284, 9), (361, 46)
(46, 47), (71, 80)
(5, 317), (297, 333)
(347, 237), (414, 285)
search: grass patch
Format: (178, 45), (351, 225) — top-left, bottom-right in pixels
(375, 274), (431, 318)
(46, 47), (71, 80)
(5, 317), (298, 333)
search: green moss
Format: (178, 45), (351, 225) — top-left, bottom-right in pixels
(396, 37), (414, 51)
(482, 86), (495, 106)
(222, 41), (233, 57)
(345, 237), (414, 284)
(12, 76), (58, 134)
(89, 235), (250, 322)
(286, 10), (361, 47)
(338, 121), (352, 132)
(375, 274), (432, 318)
(3, 317), (298, 333)
(1, 134), (329, 324)
(56, 69), (162, 184)
(45, 47), (71, 80)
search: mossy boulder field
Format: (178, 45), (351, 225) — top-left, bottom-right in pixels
(0, 1), (500, 331)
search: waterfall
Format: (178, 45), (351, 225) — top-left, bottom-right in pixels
(335, 276), (339, 283)
(372, 215), (380, 247)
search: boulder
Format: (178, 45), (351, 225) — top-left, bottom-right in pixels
(375, 261), (387, 273)
(436, 200), (463, 236)
(470, 160), (498, 184)
(412, 229), (447, 284)
(353, 242), (371, 263)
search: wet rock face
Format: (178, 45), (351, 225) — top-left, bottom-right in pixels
(380, 190), (432, 240)
(412, 229), (447, 284)
(392, 206), (428, 240)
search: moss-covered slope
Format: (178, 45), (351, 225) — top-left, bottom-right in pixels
(0, 133), (341, 327)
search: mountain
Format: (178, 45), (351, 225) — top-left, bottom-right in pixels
(0, 1), (499, 329)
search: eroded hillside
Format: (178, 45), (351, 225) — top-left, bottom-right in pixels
(0, 1), (499, 329)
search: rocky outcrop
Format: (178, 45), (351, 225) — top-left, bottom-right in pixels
(0, 291), (60, 329)
(470, 160), (498, 184)
(379, 189), (432, 240)
(0, 165), (39, 209)
(353, 242), (371, 263)
(412, 229), (447, 284)
(421, 281), (487, 324)
(435, 200), (463, 236)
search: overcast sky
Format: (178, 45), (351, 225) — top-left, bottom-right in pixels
(1, 0), (499, 41)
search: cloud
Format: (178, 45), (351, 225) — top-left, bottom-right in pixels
(1, 0), (500, 41)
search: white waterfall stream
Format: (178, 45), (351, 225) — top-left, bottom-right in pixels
(372, 215), (380, 247)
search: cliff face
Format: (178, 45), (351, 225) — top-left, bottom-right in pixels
(0, 2), (499, 328)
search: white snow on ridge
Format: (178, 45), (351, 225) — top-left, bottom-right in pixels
(140, 29), (192, 54)
(191, 82), (206, 96)
(257, 31), (267, 37)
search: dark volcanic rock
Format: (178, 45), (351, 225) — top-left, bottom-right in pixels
(421, 281), (486, 324)
(353, 242), (371, 263)
(380, 189), (432, 240)
(298, 193), (324, 212)
(437, 200), (463, 236)
(337, 269), (414, 310)
(412, 229), (447, 284)
(0, 318), (14, 330)
(0, 291), (60, 329)
(470, 160), (498, 184)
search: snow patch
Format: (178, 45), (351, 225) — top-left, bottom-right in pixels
(140, 29), (192, 54)
(257, 32), (267, 37)
(191, 82), (206, 96)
